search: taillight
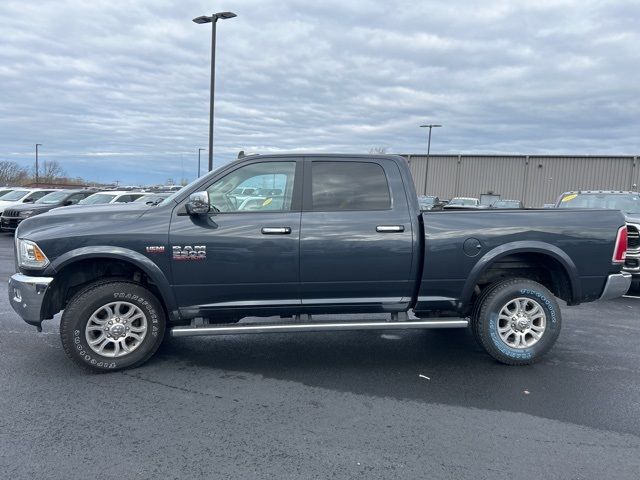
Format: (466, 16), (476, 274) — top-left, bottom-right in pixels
(613, 226), (628, 264)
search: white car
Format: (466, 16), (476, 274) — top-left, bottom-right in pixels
(0, 188), (55, 216)
(78, 191), (145, 205)
(443, 197), (481, 209)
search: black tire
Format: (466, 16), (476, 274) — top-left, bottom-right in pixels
(470, 282), (504, 345)
(60, 281), (166, 372)
(471, 278), (561, 365)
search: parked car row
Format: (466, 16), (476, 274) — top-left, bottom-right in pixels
(418, 195), (526, 211)
(0, 188), (167, 233)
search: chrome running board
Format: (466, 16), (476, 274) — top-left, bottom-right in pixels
(170, 318), (469, 337)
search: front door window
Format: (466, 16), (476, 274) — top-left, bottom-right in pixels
(206, 162), (296, 213)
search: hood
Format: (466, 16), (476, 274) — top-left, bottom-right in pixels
(624, 214), (640, 224)
(5, 203), (55, 213)
(45, 201), (150, 216)
(0, 199), (28, 209)
(15, 202), (155, 240)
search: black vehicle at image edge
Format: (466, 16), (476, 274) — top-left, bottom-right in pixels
(555, 191), (640, 288)
(8, 154), (631, 372)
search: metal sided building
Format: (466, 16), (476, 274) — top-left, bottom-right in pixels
(403, 154), (640, 207)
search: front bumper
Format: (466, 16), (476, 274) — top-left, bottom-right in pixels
(8, 273), (53, 327)
(599, 273), (632, 301)
(0, 216), (22, 231)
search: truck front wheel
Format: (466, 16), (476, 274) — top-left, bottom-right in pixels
(60, 281), (166, 372)
(471, 278), (561, 365)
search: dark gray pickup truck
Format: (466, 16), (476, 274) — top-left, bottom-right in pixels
(8, 154), (631, 372)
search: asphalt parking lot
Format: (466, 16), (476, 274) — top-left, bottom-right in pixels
(1, 234), (639, 479)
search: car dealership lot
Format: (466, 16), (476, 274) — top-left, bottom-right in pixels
(0, 234), (639, 479)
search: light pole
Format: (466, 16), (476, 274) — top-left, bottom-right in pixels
(193, 11), (237, 173)
(35, 143), (42, 186)
(197, 148), (207, 177)
(419, 124), (441, 194)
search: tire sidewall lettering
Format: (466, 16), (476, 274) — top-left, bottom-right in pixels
(64, 284), (165, 371)
(485, 285), (560, 361)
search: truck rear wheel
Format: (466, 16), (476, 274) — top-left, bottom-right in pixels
(60, 281), (166, 372)
(471, 278), (561, 365)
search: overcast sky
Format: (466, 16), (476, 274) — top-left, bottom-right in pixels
(0, 0), (638, 185)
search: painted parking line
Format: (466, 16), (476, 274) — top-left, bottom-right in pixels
(622, 294), (640, 299)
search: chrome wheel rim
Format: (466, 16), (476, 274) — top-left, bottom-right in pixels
(497, 297), (546, 349)
(85, 301), (148, 358)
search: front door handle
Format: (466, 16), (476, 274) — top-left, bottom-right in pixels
(376, 225), (405, 233)
(261, 227), (291, 235)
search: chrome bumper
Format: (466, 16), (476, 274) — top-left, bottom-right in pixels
(599, 273), (632, 301)
(8, 273), (53, 326)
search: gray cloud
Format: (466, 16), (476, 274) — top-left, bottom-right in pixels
(0, 0), (638, 184)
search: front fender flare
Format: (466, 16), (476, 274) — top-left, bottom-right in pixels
(460, 241), (581, 308)
(44, 246), (178, 318)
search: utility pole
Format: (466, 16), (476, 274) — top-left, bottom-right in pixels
(35, 143), (42, 186)
(198, 148), (207, 177)
(419, 124), (442, 193)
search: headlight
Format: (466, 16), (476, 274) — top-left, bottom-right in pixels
(17, 239), (50, 269)
(19, 210), (35, 218)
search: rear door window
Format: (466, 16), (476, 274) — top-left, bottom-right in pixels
(311, 162), (391, 211)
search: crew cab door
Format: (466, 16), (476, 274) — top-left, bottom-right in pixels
(169, 158), (302, 313)
(299, 158), (415, 308)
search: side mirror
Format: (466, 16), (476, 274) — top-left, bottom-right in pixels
(63, 200), (73, 206)
(186, 191), (210, 215)
(23, 198), (35, 203)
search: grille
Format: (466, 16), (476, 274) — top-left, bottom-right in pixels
(627, 224), (640, 250)
(3, 209), (20, 218)
(0, 217), (19, 229)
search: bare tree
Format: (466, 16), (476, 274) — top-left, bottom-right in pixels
(39, 160), (67, 182)
(0, 161), (29, 186)
(369, 146), (388, 154)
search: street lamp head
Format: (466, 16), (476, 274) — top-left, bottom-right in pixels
(420, 124), (442, 128)
(193, 12), (237, 23)
(192, 15), (212, 24)
(215, 11), (237, 19)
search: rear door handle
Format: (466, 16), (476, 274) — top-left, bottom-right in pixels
(261, 227), (291, 235)
(376, 225), (405, 233)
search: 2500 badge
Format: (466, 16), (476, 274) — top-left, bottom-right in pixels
(172, 245), (206, 261)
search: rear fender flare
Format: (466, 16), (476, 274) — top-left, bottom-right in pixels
(460, 241), (580, 308)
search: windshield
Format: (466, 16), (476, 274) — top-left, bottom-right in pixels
(158, 164), (233, 207)
(135, 194), (167, 204)
(36, 191), (70, 204)
(0, 190), (14, 198)
(79, 193), (116, 205)
(1, 190), (29, 201)
(558, 193), (640, 214)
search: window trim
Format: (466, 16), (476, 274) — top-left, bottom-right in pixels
(303, 159), (394, 212)
(194, 159), (303, 215)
